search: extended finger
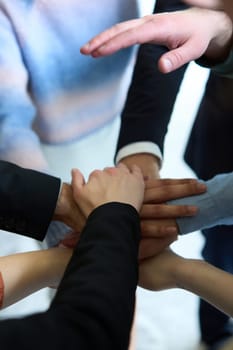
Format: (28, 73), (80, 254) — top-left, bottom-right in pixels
(145, 178), (199, 189)
(71, 168), (86, 193)
(144, 181), (206, 203)
(116, 163), (130, 173)
(140, 203), (198, 218)
(80, 18), (145, 55)
(141, 219), (178, 237)
(158, 37), (208, 73)
(84, 14), (174, 58)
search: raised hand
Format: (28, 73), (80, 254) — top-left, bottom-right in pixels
(80, 7), (232, 73)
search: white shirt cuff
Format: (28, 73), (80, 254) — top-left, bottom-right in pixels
(115, 142), (163, 166)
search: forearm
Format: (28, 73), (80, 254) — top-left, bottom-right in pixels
(176, 258), (233, 316)
(0, 248), (72, 308)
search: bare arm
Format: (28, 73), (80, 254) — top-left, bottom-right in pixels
(0, 247), (72, 308)
(139, 249), (233, 317)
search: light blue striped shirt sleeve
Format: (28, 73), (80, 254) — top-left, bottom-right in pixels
(168, 172), (233, 234)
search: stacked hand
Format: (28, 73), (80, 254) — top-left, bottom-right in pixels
(53, 165), (206, 260)
(139, 178), (206, 259)
(71, 163), (145, 216)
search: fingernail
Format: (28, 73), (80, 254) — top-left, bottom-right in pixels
(163, 58), (173, 72)
(166, 226), (178, 234)
(81, 42), (90, 52)
(187, 205), (198, 213)
(196, 183), (207, 191)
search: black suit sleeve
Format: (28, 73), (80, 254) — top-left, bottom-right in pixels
(116, 0), (189, 157)
(0, 202), (140, 350)
(0, 160), (61, 240)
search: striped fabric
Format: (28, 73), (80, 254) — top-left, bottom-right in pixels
(0, 0), (139, 172)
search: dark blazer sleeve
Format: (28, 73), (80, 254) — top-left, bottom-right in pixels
(0, 202), (140, 350)
(0, 160), (61, 240)
(116, 0), (189, 157)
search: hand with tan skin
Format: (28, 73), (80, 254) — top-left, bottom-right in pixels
(80, 7), (232, 74)
(118, 152), (207, 259)
(53, 182), (85, 232)
(59, 169), (206, 256)
(141, 177), (206, 235)
(139, 248), (233, 317)
(138, 178), (206, 259)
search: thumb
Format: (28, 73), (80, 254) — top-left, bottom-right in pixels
(71, 168), (85, 193)
(158, 40), (203, 73)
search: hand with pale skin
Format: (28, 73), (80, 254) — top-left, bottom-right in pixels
(139, 248), (233, 317)
(80, 7), (233, 74)
(71, 163), (145, 217)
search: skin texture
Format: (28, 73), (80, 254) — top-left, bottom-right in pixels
(53, 182), (85, 232)
(55, 166), (207, 258)
(0, 247), (72, 309)
(1, 164), (145, 310)
(80, 7), (233, 73)
(71, 165), (207, 259)
(139, 248), (233, 317)
(71, 163), (145, 216)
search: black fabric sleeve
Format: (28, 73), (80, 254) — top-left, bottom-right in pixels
(0, 202), (140, 350)
(116, 0), (189, 157)
(0, 160), (61, 240)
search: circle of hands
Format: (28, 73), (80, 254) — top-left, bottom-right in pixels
(55, 163), (206, 292)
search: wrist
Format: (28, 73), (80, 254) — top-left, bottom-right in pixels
(204, 10), (233, 64)
(175, 257), (203, 290)
(53, 183), (84, 231)
(173, 256), (192, 289)
(45, 248), (72, 288)
(120, 153), (160, 180)
(53, 183), (71, 222)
